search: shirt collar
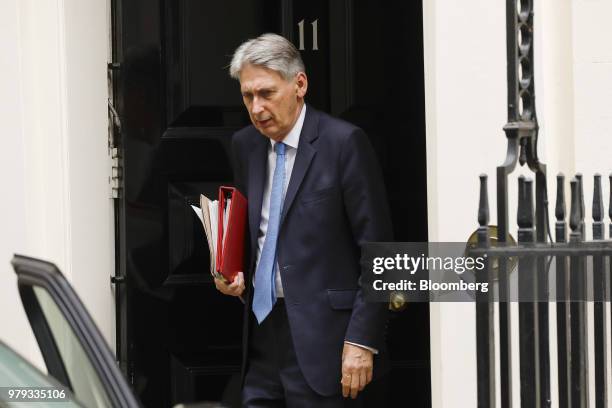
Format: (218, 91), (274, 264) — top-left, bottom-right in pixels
(271, 104), (306, 151)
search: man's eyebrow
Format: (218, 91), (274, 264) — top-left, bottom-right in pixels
(241, 87), (276, 95)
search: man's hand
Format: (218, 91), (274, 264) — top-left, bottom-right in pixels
(214, 272), (245, 297)
(341, 343), (373, 399)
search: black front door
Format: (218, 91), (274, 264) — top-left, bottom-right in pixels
(111, 1), (429, 406)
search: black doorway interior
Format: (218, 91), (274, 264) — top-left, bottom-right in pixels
(110, 1), (429, 406)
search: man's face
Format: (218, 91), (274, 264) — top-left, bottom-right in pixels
(239, 63), (308, 141)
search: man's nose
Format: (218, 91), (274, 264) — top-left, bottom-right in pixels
(251, 97), (264, 115)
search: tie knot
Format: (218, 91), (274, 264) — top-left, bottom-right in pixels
(274, 142), (286, 156)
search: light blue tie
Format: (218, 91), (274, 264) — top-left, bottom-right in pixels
(253, 142), (286, 323)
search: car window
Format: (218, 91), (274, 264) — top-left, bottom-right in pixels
(31, 286), (112, 408)
(0, 341), (82, 407)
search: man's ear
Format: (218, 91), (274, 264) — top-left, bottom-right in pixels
(295, 72), (308, 98)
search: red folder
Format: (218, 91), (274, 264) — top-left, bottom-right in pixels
(215, 186), (247, 283)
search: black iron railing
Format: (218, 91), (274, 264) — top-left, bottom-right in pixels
(472, 0), (612, 407)
(473, 174), (612, 408)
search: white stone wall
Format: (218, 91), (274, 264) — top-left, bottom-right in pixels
(424, 0), (507, 406)
(571, 0), (612, 234)
(0, 0), (41, 368)
(0, 0), (113, 369)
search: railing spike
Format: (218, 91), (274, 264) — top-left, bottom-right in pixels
(593, 174), (604, 240)
(609, 173), (612, 237)
(593, 174), (603, 222)
(576, 173), (585, 219)
(525, 178), (534, 229)
(518, 175), (527, 228)
(570, 178), (581, 237)
(556, 173), (566, 222)
(518, 176), (534, 230)
(478, 174), (490, 227)
(609, 173), (612, 218)
(576, 173), (585, 239)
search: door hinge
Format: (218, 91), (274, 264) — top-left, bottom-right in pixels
(108, 99), (123, 199)
(109, 146), (123, 199)
(107, 57), (123, 199)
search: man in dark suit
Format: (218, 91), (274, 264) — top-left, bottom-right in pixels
(215, 33), (392, 407)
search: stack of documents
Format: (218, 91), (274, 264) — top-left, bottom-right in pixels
(191, 186), (247, 283)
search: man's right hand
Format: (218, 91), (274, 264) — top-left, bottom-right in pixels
(214, 272), (245, 297)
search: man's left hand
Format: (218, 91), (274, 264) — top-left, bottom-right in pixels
(341, 343), (373, 399)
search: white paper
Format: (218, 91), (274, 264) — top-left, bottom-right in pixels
(191, 205), (204, 223)
(208, 200), (218, 264)
(192, 196), (220, 276)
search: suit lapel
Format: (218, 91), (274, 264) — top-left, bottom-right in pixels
(280, 106), (319, 226)
(247, 134), (268, 253)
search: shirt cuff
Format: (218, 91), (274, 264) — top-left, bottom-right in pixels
(344, 341), (378, 355)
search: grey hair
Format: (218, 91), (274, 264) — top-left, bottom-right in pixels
(229, 33), (305, 81)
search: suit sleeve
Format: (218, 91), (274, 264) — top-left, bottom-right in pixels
(340, 128), (393, 350)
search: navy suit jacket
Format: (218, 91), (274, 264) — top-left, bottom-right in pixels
(231, 105), (392, 396)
